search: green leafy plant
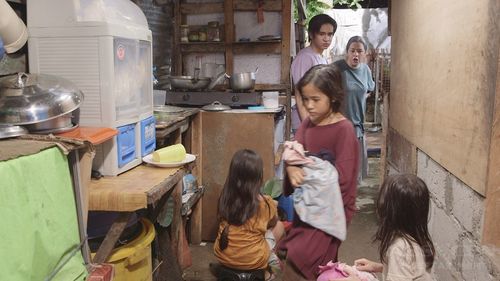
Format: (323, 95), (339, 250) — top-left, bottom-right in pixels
(333, 0), (364, 9)
(294, 0), (365, 21)
(261, 178), (283, 199)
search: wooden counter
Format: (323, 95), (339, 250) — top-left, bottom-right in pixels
(88, 109), (201, 280)
(88, 164), (188, 212)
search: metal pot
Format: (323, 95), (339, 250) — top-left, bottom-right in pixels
(225, 67), (258, 91)
(168, 71), (211, 91)
(0, 72), (83, 126)
(24, 108), (79, 133)
(0, 125), (28, 139)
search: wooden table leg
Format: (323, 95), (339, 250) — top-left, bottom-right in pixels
(170, 180), (183, 267)
(92, 212), (133, 264)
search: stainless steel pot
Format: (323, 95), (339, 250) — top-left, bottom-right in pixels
(168, 75), (211, 90)
(225, 67), (258, 91)
(24, 108), (79, 133)
(0, 72), (83, 126)
(0, 125), (28, 139)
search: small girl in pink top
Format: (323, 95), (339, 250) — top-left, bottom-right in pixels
(332, 174), (435, 281)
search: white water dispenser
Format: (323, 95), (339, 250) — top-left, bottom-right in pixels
(28, 0), (155, 175)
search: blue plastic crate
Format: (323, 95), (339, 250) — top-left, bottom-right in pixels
(140, 115), (156, 157)
(117, 123), (136, 168)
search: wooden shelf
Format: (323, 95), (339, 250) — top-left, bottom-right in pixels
(254, 83), (290, 91)
(179, 41), (282, 55)
(233, 41), (283, 54)
(179, 0), (282, 12)
(180, 42), (225, 53)
(180, 2), (223, 14)
(234, 0), (282, 11)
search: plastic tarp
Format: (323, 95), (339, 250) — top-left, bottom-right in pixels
(0, 147), (86, 281)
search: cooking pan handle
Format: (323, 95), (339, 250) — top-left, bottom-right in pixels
(208, 71), (227, 90)
(224, 73), (231, 79)
(193, 68), (200, 82)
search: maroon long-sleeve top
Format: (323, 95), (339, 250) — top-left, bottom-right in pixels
(279, 118), (359, 280)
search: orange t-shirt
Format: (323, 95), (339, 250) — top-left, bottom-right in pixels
(213, 195), (277, 270)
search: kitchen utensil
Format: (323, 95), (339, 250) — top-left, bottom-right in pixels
(225, 67), (259, 91)
(0, 72), (83, 126)
(23, 107), (79, 134)
(0, 124), (28, 139)
(207, 71), (227, 90)
(258, 35), (282, 41)
(201, 101), (231, 111)
(28, 123), (79, 135)
(168, 75), (211, 90)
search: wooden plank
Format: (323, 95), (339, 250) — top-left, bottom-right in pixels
(234, 0), (281, 11)
(157, 226), (183, 281)
(254, 83), (289, 91)
(280, 0), (292, 86)
(200, 111), (276, 241)
(189, 113), (203, 243)
(224, 0), (234, 75)
(147, 165), (187, 204)
(156, 119), (189, 139)
(189, 195), (203, 244)
(173, 0), (182, 75)
(181, 186), (205, 216)
(483, 48), (500, 247)
(92, 212), (133, 264)
(88, 165), (185, 211)
(232, 41), (281, 54)
(181, 2), (223, 14)
(180, 42), (225, 53)
(380, 93), (390, 182)
(387, 128), (416, 174)
(390, 0), (493, 194)
(274, 144), (284, 166)
(170, 181), (183, 266)
(155, 108), (199, 129)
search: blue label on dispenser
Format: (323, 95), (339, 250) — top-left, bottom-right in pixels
(141, 116), (156, 156)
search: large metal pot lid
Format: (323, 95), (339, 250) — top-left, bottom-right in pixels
(202, 101), (231, 111)
(0, 72), (84, 125)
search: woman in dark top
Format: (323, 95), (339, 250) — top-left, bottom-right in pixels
(278, 64), (359, 280)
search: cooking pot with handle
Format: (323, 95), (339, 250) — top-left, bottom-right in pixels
(0, 72), (83, 133)
(225, 67), (258, 91)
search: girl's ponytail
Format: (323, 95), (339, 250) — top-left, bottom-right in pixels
(218, 224), (230, 251)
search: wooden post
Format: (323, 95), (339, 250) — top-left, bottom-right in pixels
(224, 0), (234, 75)
(189, 113), (203, 243)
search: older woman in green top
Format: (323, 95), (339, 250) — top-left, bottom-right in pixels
(334, 36), (375, 181)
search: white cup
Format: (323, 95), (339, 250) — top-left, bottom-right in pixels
(262, 91), (279, 109)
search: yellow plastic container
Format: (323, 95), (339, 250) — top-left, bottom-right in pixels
(92, 218), (156, 281)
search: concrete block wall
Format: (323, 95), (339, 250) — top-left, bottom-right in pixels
(416, 150), (499, 281)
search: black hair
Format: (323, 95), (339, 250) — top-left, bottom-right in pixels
(375, 174), (435, 269)
(308, 14), (337, 41)
(345, 36), (367, 52)
(296, 64), (344, 113)
(217, 149), (264, 250)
